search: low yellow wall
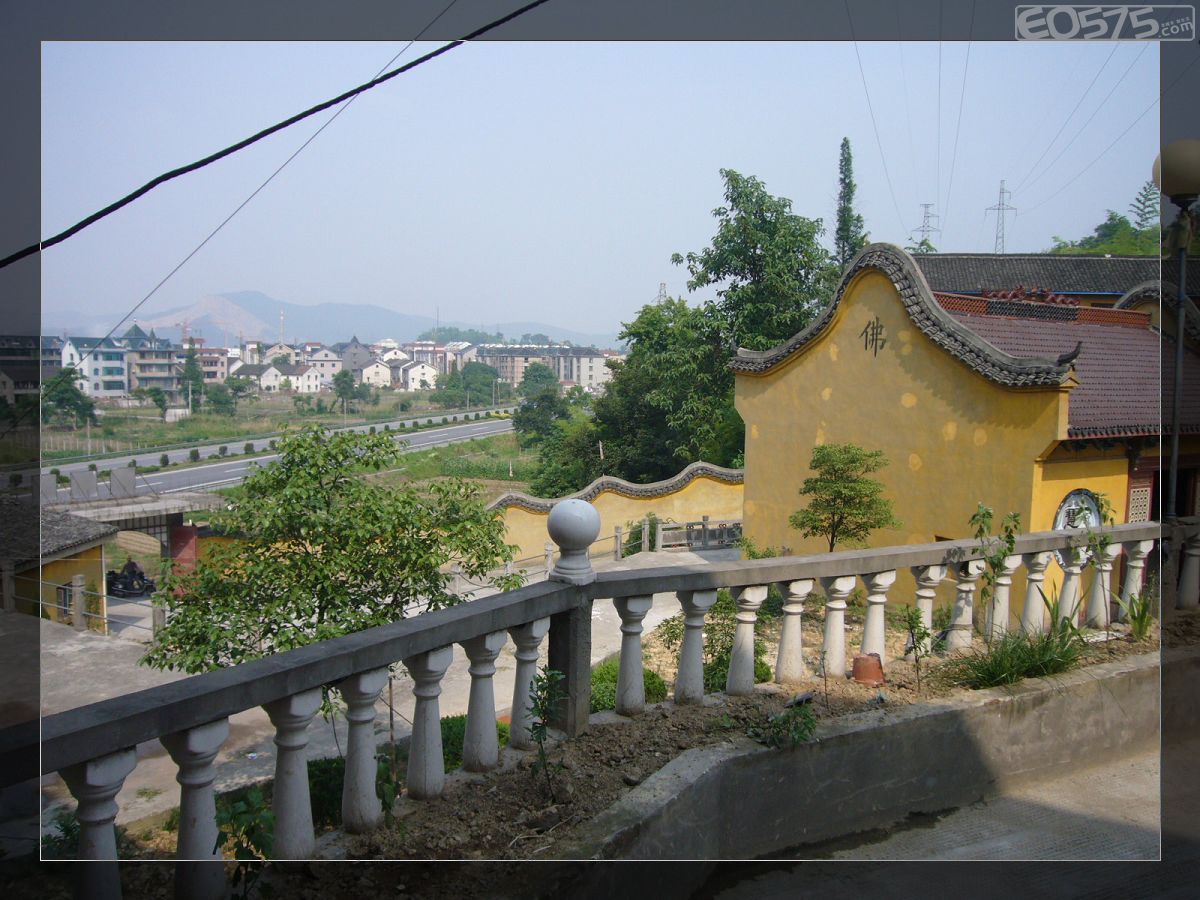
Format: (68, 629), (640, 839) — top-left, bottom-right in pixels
(497, 473), (744, 563)
(15, 546), (107, 631)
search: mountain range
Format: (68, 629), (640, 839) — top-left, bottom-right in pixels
(43, 291), (624, 349)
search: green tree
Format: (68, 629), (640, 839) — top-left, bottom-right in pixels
(518, 362), (560, 398)
(205, 383), (236, 416)
(904, 237), (937, 254)
(332, 369), (357, 414)
(41, 367), (96, 427)
(181, 340), (205, 412)
(271, 354), (292, 368)
(142, 426), (522, 673)
(671, 168), (837, 351)
(1049, 210), (1157, 256)
(132, 386), (168, 420)
(1129, 180), (1160, 232)
(528, 416), (607, 498)
(788, 443), (901, 552)
(513, 390), (571, 448)
(225, 375), (254, 401)
(416, 326), (503, 344)
(835, 137), (869, 269)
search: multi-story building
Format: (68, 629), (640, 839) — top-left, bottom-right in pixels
(361, 360), (393, 389)
(473, 344), (618, 392)
(197, 348), (229, 385)
(62, 337), (128, 398)
(121, 325), (181, 400)
(304, 348), (343, 384)
(330, 336), (375, 382)
(394, 360), (438, 391)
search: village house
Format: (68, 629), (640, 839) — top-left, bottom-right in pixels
(360, 360), (393, 389)
(395, 360), (438, 391)
(303, 348), (343, 384)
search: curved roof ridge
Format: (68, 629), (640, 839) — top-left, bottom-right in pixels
(489, 460), (744, 513)
(729, 243), (1077, 386)
(1116, 280), (1200, 342)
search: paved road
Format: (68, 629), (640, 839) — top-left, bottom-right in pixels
(43, 405), (517, 476)
(50, 418), (514, 498)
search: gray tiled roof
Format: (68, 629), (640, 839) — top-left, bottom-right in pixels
(41, 509), (118, 558)
(0, 495), (116, 568)
(912, 254), (1190, 295)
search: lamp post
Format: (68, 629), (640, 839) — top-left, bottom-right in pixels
(1153, 139), (1200, 521)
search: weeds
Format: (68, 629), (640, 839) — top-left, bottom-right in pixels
(528, 666), (566, 804)
(748, 702), (817, 749)
(900, 605), (933, 696)
(215, 786), (273, 899)
(1118, 577), (1158, 642)
(969, 503), (1021, 642)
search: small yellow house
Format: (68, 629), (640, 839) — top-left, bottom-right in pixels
(5, 499), (116, 629)
(734, 244), (1197, 605)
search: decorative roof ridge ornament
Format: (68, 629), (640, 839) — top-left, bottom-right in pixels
(729, 243), (1079, 387)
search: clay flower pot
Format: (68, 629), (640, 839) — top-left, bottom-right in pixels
(851, 653), (885, 687)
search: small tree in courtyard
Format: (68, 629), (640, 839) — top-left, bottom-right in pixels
(141, 426), (523, 673)
(789, 443), (900, 552)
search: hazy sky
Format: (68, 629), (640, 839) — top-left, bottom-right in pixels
(41, 40), (1160, 336)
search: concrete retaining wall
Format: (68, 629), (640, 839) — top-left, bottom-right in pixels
(553, 650), (1167, 871)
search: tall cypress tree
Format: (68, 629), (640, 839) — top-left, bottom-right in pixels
(835, 137), (868, 269)
(1129, 180), (1160, 233)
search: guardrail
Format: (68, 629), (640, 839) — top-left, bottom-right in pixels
(20, 511), (1194, 895)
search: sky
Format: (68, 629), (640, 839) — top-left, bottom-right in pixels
(40, 40), (1160, 338)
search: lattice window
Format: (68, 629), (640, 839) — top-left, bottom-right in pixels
(1127, 486), (1151, 523)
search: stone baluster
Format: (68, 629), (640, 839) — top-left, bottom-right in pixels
(948, 561), (985, 651)
(1179, 532), (1200, 610)
(1059, 545), (1089, 627)
(819, 576), (856, 678)
(71, 572), (86, 632)
(985, 556), (1022, 641)
(675, 589), (717, 703)
(403, 647), (454, 799)
(507, 617), (551, 750)
(162, 719), (229, 900)
(775, 580), (813, 683)
(860, 571), (897, 665)
(1020, 551), (1053, 634)
(1085, 543), (1122, 629)
(1118, 540), (1155, 619)
(909, 565), (945, 656)
(60, 748), (138, 863)
(726, 585), (767, 695)
(614, 595), (654, 714)
(262, 688), (321, 859)
(461, 632), (507, 772)
(336, 668), (388, 834)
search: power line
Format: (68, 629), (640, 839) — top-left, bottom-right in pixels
(1014, 43), (1150, 199)
(894, 5), (919, 204)
(936, 4), (943, 219)
(1020, 51), (1198, 217)
(844, 0), (908, 237)
(940, 0), (976, 239)
(1010, 44), (1119, 195)
(0, 0), (552, 270)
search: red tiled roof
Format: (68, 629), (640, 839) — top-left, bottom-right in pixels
(947, 309), (1199, 438)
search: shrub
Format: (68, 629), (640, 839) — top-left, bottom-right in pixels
(269, 440), (277, 451)
(383, 424), (390, 432)
(88, 463), (97, 471)
(657, 589), (773, 694)
(1119, 580), (1158, 642)
(188, 448), (200, 462)
(439, 714), (509, 772)
(244, 442), (254, 454)
(441, 417), (448, 425)
(218, 445), (228, 457)
(369, 426), (376, 434)
(160, 453), (170, 467)
(940, 621), (1086, 690)
(748, 703), (818, 749)
(623, 512), (662, 555)
(589, 657), (668, 712)
(128, 459), (137, 467)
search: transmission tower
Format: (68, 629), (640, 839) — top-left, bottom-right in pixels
(911, 203), (941, 247)
(985, 180), (1017, 254)
(656, 282), (668, 302)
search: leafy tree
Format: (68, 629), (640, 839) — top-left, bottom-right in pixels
(142, 427), (522, 673)
(1129, 180), (1160, 232)
(564, 385), (589, 408)
(225, 375), (254, 400)
(904, 237), (937, 254)
(1049, 210), (1157, 256)
(332, 369), (357, 414)
(528, 416), (608, 498)
(205, 383), (236, 416)
(42, 367), (96, 427)
(518, 362), (560, 398)
(788, 443), (901, 552)
(416, 326), (503, 344)
(278, 377), (293, 392)
(835, 137), (869, 268)
(132, 386), (168, 420)
(181, 341), (205, 412)
(513, 390), (571, 448)
(671, 168), (837, 351)
(520, 332), (552, 344)
(271, 354), (292, 368)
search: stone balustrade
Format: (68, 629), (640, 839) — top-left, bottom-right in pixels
(24, 513), (1181, 897)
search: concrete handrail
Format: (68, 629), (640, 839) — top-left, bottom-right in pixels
(35, 520), (1163, 776)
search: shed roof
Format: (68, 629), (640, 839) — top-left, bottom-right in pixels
(912, 253), (1188, 296)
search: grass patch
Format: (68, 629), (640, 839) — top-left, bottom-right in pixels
(590, 656), (668, 712)
(939, 626), (1086, 689)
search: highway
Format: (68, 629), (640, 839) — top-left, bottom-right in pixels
(43, 406), (517, 477)
(50, 418), (514, 498)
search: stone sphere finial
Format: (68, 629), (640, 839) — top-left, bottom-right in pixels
(547, 499), (600, 585)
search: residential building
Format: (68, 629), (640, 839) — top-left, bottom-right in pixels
(226, 362), (267, 390)
(304, 348), (344, 384)
(330, 335), (375, 381)
(62, 337), (128, 398)
(396, 360), (438, 391)
(259, 363), (320, 393)
(242, 340), (264, 365)
(263, 342), (301, 366)
(361, 360), (393, 389)
(122, 324), (181, 400)
(473, 343), (616, 392)
(379, 347), (410, 364)
(41, 335), (65, 381)
(734, 244), (1199, 570)
(197, 347), (229, 385)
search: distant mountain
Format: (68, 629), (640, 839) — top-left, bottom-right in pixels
(44, 291), (622, 348)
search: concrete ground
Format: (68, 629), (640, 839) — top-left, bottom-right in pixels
(38, 547), (739, 830)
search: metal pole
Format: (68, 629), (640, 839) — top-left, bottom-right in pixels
(1168, 243), (1188, 521)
